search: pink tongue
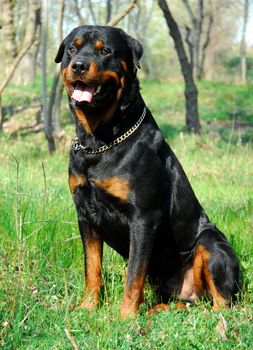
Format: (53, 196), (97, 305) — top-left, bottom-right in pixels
(72, 82), (95, 103)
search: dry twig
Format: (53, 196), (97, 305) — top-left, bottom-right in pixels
(64, 328), (79, 350)
(107, 0), (137, 27)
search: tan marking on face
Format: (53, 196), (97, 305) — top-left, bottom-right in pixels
(102, 70), (120, 85)
(86, 61), (100, 80)
(75, 38), (82, 46)
(93, 177), (130, 202)
(117, 76), (125, 101)
(61, 63), (122, 132)
(74, 108), (98, 134)
(79, 237), (103, 309)
(120, 60), (127, 72)
(69, 174), (86, 194)
(61, 66), (74, 97)
(95, 40), (104, 50)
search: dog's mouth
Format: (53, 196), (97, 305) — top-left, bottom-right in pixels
(72, 81), (99, 103)
(71, 79), (115, 106)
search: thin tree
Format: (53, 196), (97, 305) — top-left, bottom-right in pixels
(181, 0), (214, 80)
(47, 0), (65, 137)
(14, 0), (41, 85)
(42, 0), (56, 153)
(157, 0), (201, 133)
(0, 3), (39, 130)
(240, 0), (249, 84)
(1, 0), (17, 73)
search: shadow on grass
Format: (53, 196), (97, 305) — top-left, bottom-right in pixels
(159, 123), (182, 140)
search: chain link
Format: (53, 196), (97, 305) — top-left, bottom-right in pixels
(72, 107), (146, 155)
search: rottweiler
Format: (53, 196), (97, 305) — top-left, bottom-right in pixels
(55, 25), (240, 318)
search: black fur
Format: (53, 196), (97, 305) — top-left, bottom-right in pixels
(56, 26), (240, 317)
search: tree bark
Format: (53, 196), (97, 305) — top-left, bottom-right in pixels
(1, 0), (17, 72)
(240, 0), (248, 84)
(181, 0), (212, 80)
(53, 0), (65, 134)
(14, 0), (41, 85)
(157, 0), (201, 133)
(42, 0), (56, 153)
(0, 95), (3, 131)
(106, 0), (112, 24)
(0, 36), (37, 94)
(198, 13), (213, 80)
(74, 0), (85, 25)
(87, 0), (97, 25)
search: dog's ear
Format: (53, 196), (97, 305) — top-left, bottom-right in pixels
(55, 39), (66, 63)
(127, 35), (143, 70)
(55, 26), (83, 63)
(119, 30), (143, 72)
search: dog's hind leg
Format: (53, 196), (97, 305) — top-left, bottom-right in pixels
(196, 228), (240, 311)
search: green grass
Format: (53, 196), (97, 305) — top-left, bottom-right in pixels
(0, 80), (253, 349)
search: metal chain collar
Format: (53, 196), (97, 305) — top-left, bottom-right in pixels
(72, 107), (146, 155)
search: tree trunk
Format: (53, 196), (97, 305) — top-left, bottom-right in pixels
(194, 0), (204, 80)
(0, 95), (3, 130)
(198, 13), (213, 80)
(157, 0), (201, 133)
(181, 0), (212, 81)
(54, 83), (64, 133)
(42, 0), (56, 154)
(1, 0), (17, 73)
(240, 0), (248, 84)
(14, 0), (41, 85)
(87, 0), (97, 25)
(53, 0), (65, 134)
(106, 0), (112, 24)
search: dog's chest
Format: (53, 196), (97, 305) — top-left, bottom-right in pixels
(73, 172), (131, 256)
(74, 168), (131, 227)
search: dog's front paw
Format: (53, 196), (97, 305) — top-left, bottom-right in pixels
(120, 304), (138, 319)
(79, 295), (99, 310)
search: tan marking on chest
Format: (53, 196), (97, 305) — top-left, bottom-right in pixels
(93, 177), (130, 201)
(69, 174), (86, 194)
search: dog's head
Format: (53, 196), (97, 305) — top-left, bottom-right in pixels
(55, 26), (143, 127)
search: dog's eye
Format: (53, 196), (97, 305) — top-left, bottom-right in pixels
(68, 46), (76, 55)
(100, 48), (110, 56)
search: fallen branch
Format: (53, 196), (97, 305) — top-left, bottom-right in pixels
(0, 37), (36, 95)
(107, 0), (137, 27)
(64, 328), (79, 350)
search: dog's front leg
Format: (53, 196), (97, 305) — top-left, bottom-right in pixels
(121, 221), (155, 318)
(78, 221), (103, 310)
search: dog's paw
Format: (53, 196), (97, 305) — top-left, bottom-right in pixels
(79, 296), (98, 310)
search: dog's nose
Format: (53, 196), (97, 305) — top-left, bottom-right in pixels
(71, 60), (89, 75)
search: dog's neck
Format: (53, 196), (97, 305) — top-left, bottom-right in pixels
(71, 89), (145, 149)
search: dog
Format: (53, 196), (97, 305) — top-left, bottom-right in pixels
(55, 25), (240, 318)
